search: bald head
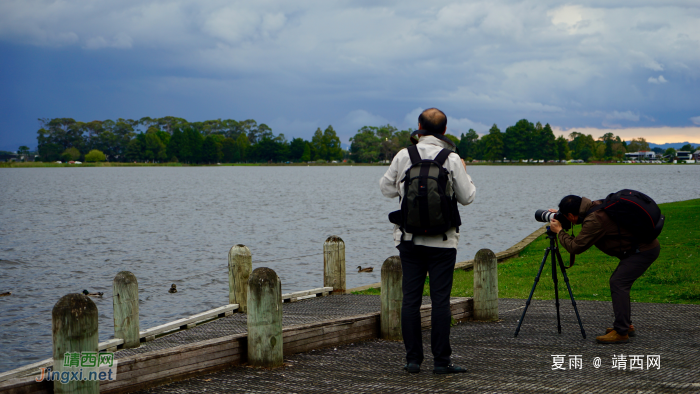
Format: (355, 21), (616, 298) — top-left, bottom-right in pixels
(418, 108), (447, 135)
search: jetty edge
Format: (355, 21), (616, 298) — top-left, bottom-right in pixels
(0, 236), (475, 394)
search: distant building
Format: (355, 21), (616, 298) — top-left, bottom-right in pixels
(676, 151), (693, 161)
(625, 151), (656, 160)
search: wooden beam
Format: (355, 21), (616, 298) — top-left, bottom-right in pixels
(138, 304), (239, 339)
(281, 287), (333, 303)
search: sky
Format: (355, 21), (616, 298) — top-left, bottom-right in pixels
(1, 0), (700, 151)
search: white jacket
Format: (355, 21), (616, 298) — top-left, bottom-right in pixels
(379, 135), (476, 249)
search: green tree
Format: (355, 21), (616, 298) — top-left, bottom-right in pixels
(289, 137), (307, 162)
(568, 132), (597, 160)
(311, 128), (326, 161)
(349, 126), (381, 163)
(61, 147), (81, 162)
(236, 134), (250, 162)
(599, 132), (615, 159)
(458, 129), (479, 160)
(664, 147), (677, 161)
(125, 139), (143, 162)
(556, 136), (570, 161)
(611, 141), (626, 160)
(38, 143), (62, 161)
(626, 138), (650, 152)
(480, 124), (504, 161)
(534, 124), (558, 160)
(17, 146), (30, 161)
(274, 134), (290, 162)
(202, 134), (224, 163)
(37, 118), (85, 157)
(679, 143), (695, 152)
(222, 138), (240, 163)
(155, 116), (188, 134)
(322, 126), (343, 161)
(167, 129), (185, 161)
(301, 143), (311, 162)
(182, 127), (204, 163)
(85, 149), (107, 162)
(143, 133), (167, 162)
(503, 119), (534, 160)
(578, 146), (593, 162)
(375, 125), (399, 162)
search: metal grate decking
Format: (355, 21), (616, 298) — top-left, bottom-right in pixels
(135, 298), (700, 393)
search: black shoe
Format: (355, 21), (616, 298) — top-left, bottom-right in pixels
(433, 364), (467, 374)
(404, 363), (421, 374)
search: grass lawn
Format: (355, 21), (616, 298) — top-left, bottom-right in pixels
(355, 198), (700, 304)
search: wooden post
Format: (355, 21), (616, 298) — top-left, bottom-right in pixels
(113, 271), (140, 349)
(323, 235), (345, 294)
(52, 293), (99, 394)
(380, 256), (403, 340)
(229, 244), (252, 313)
(473, 248), (498, 321)
(247, 267), (283, 368)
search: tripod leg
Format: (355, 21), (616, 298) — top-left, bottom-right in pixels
(552, 244), (561, 334)
(555, 248), (587, 339)
(514, 248), (550, 337)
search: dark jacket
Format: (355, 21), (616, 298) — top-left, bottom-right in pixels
(557, 197), (660, 259)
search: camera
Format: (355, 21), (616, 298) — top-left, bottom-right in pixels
(534, 209), (572, 230)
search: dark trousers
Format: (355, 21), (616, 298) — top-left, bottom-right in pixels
(610, 246), (660, 335)
(397, 242), (457, 367)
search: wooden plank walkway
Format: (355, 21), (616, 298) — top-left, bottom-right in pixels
(0, 295), (472, 394)
(136, 298), (700, 393)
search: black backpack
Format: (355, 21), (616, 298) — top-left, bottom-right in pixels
(389, 145), (461, 239)
(588, 189), (665, 244)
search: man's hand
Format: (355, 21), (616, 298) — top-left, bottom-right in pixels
(550, 218), (562, 234)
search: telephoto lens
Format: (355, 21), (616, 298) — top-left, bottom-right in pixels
(534, 209), (572, 230)
(535, 209), (555, 223)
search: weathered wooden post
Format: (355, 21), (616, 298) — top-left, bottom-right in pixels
(323, 236), (345, 294)
(113, 271), (140, 349)
(52, 293), (99, 394)
(380, 256), (403, 340)
(473, 248), (498, 321)
(229, 244), (252, 313)
(247, 267), (283, 368)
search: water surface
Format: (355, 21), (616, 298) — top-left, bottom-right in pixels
(0, 164), (698, 372)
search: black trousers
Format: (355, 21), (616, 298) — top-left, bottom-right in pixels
(610, 245), (660, 335)
(397, 242), (457, 367)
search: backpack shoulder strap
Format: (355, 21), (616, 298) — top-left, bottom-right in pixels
(584, 200), (607, 218)
(433, 149), (452, 166)
(407, 145), (421, 164)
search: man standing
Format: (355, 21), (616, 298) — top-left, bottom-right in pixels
(550, 195), (661, 344)
(379, 108), (476, 374)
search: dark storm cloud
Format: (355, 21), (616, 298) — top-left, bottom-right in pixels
(1, 0), (699, 148)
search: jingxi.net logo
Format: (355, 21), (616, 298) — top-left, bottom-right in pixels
(36, 352), (118, 384)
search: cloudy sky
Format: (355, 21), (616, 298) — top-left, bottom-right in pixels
(1, 0), (699, 150)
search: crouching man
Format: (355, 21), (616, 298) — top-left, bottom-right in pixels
(550, 195), (661, 344)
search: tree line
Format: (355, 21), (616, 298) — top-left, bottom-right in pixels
(346, 119), (657, 163)
(35, 116), (680, 164)
(36, 117), (343, 163)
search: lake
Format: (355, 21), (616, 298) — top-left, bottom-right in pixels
(0, 164), (698, 372)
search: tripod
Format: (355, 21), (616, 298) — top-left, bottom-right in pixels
(514, 227), (586, 338)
